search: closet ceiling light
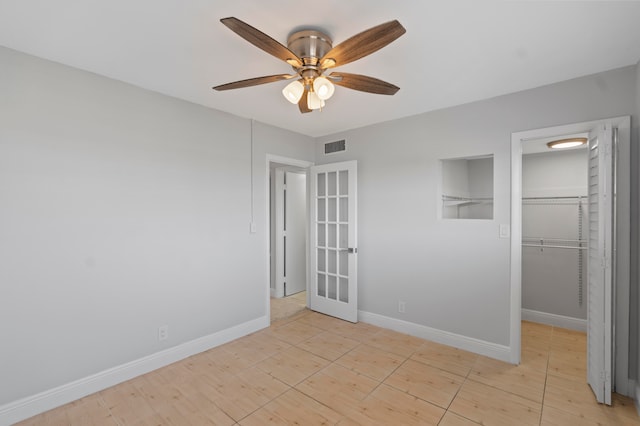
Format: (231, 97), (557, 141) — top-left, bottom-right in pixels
(547, 137), (587, 150)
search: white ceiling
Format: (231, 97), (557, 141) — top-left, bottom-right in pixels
(1, 0), (640, 137)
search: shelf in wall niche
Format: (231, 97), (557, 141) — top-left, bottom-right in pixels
(442, 195), (494, 207)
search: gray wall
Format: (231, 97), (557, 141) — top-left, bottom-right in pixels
(315, 65), (637, 349)
(0, 46), (314, 406)
(521, 149), (589, 320)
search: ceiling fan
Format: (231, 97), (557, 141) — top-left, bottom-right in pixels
(212, 17), (406, 113)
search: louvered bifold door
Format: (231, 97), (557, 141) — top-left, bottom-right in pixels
(586, 124), (614, 405)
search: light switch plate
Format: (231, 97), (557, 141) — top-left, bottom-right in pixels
(499, 224), (510, 238)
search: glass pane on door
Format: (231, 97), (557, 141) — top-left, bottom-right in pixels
(317, 273), (326, 297)
(339, 170), (348, 195)
(317, 223), (326, 247)
(328, 275), (337, 300)
(339, 224), (348, 249)
(317, 249), (326, 272)
(317, 199), (326, 221)
(328, 172), (337, 196)
(328, 198), (337, 222)
(328, 224), (337, 248)
(328, 250), (336, 274)
(317, 173), (326, 196)
(339, 250), (348, 276)
(339, 197), (348, 222)
(339, 277), (349, 303)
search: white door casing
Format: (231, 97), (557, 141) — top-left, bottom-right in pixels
(586, 124), (614, 405)
(309, 161), (358, 322)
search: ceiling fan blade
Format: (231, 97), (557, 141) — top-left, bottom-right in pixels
(213, 74), (295, 91)
(221, 17), (303, 67)
(320, 20), (405, 69)
(298, 88), (312, 113)
(329, 72), (400, 95)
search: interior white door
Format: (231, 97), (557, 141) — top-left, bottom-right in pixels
(587, 124), (615, 405)
(284, 171), (307, 295)
(274, 168), (307, 297)
(309, 161), (358, 322)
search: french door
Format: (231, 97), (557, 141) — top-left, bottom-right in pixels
(309, 161), (358, 322)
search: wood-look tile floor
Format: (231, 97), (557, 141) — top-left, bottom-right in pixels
(17, 316), (640, 425)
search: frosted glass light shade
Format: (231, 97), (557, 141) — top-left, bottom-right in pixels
(547, 137), (587, 149)
(313, 76), (335, 100)
(282, 80), (304, 104)
(307, 91), (325, 110)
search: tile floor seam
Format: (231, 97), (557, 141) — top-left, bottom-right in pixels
(439, 409), (480, 426)
(98, 391), (123, 426)
(462, 374), (545, 406)
(287, 386), (351, 425)
(538, 335), (552, 426)
(448, 370), (471, 408)
(289, 383), (352, 424)
(292, 338), (346, 363)
(226, 381), (295, 425)
(366, 354), (412, 400)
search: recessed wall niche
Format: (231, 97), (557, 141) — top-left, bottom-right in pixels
(441, 155), (494, 219)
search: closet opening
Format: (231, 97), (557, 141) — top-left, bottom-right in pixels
(521, 134), (589, 331)
(511, 116), (632, 404)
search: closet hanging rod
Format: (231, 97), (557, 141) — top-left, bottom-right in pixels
(522, 243), (587, 250)
(522, 237), (586, 243)
(522, 196), (585, 200)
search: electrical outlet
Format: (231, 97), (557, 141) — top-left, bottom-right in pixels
(158, 325), (168, 341)
(398, 301), (406, 313)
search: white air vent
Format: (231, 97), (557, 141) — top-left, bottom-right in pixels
(324, 139), (346, 154)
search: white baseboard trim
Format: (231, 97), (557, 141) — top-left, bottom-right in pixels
(0, 316), (269, 426)
(635, 381), (640, 416)
(521, 309), (587, 332)
(358, 311), (512, 363)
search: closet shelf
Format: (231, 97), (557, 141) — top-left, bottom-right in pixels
(442, 195), (493, 207)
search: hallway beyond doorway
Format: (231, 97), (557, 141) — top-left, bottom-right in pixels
(271, 291), (307, 323)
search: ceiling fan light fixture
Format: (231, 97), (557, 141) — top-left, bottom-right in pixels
(547, 137), (588, 150)
(307, 91), (325, 110)
(313, 76), (335, 100)
(282, 80), (305, 104)
(214, 17), (406, 114)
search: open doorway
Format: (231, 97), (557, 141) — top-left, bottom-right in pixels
(267, 156), (313, 323)
(511, 116), (632, 403)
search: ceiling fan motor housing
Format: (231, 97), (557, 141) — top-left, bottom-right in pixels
(287, 30), (332, 67)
